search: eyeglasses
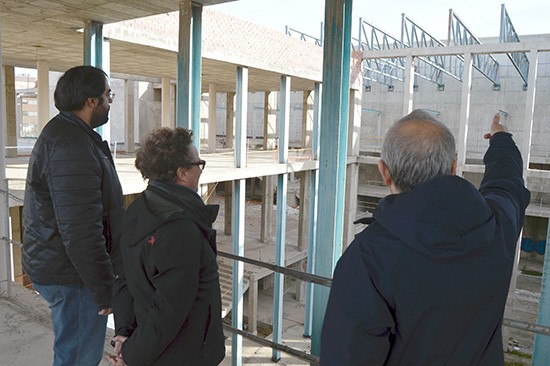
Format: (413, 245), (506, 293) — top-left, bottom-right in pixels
(186, 159), (206, 171)
(105, 90), (115, 100)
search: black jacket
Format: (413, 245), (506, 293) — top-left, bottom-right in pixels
(22, 111), (124, 309)
(113, 181), (225, 366)
(321, 132), (530, 365)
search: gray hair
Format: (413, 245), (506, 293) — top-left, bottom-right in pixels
(381, 109), (456, 192)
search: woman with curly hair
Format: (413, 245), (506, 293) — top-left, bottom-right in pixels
(107, 128), (225, 365)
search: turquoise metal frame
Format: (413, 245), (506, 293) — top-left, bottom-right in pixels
(272, 75), (291, 361)
(311, 0), (353, 356)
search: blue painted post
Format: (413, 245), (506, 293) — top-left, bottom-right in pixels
(272, 75), (290, 362)
(191, 3), (202, 149)
(533, 219), (550, 363)
(231, 65), (248, 366)
(311, 0), (353, 357)
(177, 1), (191, 130)
(334, 1), (353, 257)
(83, 21), (108, 138)
(83, 21), (103, 68)
(304, 82), (321, 337)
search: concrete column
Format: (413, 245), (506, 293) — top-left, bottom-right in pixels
(232, 65), (248, 364)
(248, 275), (258, 335)
(208, 83), (217, 153)
(343, 81), (363, 249)
(125, 79), (135, 153)
(225, 92), (235, 148)
(263, 91), (277, 150)
(298, 90), (314, 251)
(260, 176), (274, 243)
(260, 91), (277, 243)
(273, 75), (291, 362)
(161, 77), (171, 127)
(521, 49), (539, 171)
(456, 52), (473, 176)
(224, 92), (235, 235)
(0, 0), (10, 295)
(36, 60), (50, 132)
(4, 66), (17, 158)
(402, 54), (415, 115)
(224, 181), (232, 235)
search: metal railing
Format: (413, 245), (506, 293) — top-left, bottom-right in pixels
(1, 179), (25, 298)
(285, 24), (323, 47)
(217, 248), (550, 364)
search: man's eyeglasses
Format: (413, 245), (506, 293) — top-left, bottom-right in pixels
(187, 159), (206, 171)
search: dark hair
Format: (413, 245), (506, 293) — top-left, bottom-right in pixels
(135, 128), (195, 182)
(54, 66), (108, 112)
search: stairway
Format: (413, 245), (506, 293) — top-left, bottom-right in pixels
(217, 261), (249, 318)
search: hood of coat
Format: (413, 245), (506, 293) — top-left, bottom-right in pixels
(373, 175), (495, 262)
(123, 181), (219, 247)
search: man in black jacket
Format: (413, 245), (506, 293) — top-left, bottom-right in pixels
(320, 110), (530, 365)
(23, 65), (124, 366)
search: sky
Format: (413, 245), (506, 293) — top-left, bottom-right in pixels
(212, 0), (550, 42)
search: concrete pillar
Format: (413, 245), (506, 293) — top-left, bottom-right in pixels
(125, 79), (135, 153)
(521, 49), (539, 171)
(260, 176), (274, 243)
(343, 83), (363, 249)
(232, 65), (248, 364)
(456, 52), (473, 176)
(0, 0), (10, 295)
(263, 91), (277, 150)
(36, 60), (50, 132)
(298, 90), (314, 251)
(273, 75), (291, 362)
(161, 77), (171, 127)
(260, 91), (277, 243)
(402, 54), (415, 115)
(224, 93), (235, 236)
(4, 66), (17, 158)
(248, 275), (258, 335)
(208, 83), (217, 153)
(224, 181), (232, 235)
(225, 92), (235, 148)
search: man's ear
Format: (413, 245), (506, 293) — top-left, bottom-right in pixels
(85, 96), (98, 109)
(175, 166), (189, 184)
(378, 160), (393, 187)
(450, 159), (457, 176)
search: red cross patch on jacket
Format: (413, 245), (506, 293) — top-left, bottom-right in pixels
(147, 236), (156, 245)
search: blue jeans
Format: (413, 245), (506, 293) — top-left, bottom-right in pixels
(34, 283), (107, 366)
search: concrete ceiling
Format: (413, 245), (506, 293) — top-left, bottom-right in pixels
(1, 0), (318, 92)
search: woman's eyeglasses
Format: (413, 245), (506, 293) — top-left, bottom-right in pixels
(187, 159), (206, 171)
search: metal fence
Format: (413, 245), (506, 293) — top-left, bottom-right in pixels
(2, 179), (549, 365)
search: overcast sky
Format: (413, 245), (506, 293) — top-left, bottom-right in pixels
(213, 0), (550, 41)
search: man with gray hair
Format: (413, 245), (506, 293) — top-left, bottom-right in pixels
(320, 110), (530, 365)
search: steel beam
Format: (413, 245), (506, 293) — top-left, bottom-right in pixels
(311, 0), (353, 356)
(304, 82), (321, 337)
(272, 75), (290, 362)
(231, 65), (248, 366)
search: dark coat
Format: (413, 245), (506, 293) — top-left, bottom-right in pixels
(113, 181), (225, 366)
(321, 132), (530, 365)
(22, 111), (124, 309)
